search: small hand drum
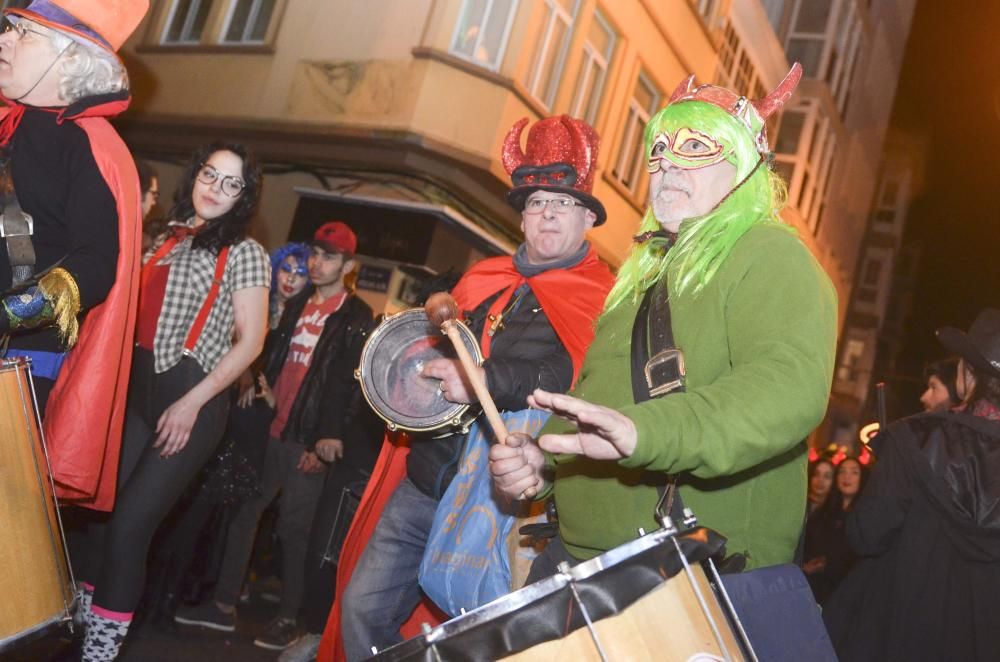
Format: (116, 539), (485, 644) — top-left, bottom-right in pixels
(355, 309), (482, 434)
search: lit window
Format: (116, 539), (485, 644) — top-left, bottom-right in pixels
(612, 71), (661, 198)
(221, 0), (277, 44)
(162, 0), (216, 44)
(783, 0), (863, 114)
(449, 0), (520, 72)
(569, 9), (616, 124)
(525, 0), (579, 109)
(773, 99), (837, 234)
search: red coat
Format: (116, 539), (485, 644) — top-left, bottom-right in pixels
(1, 97), (141, 511)
(317, 246), (614, 661)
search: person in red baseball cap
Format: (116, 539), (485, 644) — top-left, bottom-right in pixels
(175, 219), (376, 652)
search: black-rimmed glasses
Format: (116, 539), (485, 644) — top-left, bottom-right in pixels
(197, 164), (246, 198)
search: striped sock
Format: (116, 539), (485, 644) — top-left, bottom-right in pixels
(81, 606), (131, 662)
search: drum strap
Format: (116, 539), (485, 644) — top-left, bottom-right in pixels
(0, 147), (36, 286)
(630, 276), (687, 525)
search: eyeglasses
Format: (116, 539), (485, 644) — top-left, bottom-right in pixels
(197, 164), (246, 198)
(1, 18), (48, 41)
(523, 197), (583, 215)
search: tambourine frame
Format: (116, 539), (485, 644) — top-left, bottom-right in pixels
(355, 308), (483, 434)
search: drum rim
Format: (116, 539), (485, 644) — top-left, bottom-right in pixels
(357, 308), (482, 433)
(0, 602), (75, 653)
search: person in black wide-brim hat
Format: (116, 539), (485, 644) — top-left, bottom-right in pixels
(823, 308), (1000, 660)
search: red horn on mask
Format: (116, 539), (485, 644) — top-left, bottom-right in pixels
(501, 117), (530, 175)
(668, 75), (697, 105)
(751, 62), (803, 121)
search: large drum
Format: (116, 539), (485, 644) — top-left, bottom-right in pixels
(356, 309), (482, 434)
(0, 359), (76, 652)
(368, 524), (753, 661)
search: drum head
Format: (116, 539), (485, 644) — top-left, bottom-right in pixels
(358, 309), (481, 433)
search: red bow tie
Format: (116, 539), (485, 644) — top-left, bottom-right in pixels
(171, 224), (204, 240)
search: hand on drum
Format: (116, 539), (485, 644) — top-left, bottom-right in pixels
(529, 389), (638, 460)
(154, 395), (202, 458)
(489, 432), (546, 500)
(315, 438), (344, 463)
(422, 358), (481, 404)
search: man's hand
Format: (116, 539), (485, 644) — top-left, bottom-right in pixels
(422, 358), (482, 404)
(489, 432), (546, 500)
(315, 438), (344, 463)
(530, 389), (638, 460)
(297, 450), (325, 474)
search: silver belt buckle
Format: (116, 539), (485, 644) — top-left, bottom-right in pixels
(0, 210), (34, 238)
(645, 348), (685, 397)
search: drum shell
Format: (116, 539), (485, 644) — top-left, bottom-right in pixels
(356, 309), (482, 434)
(0, 361), (75, 651)
(369, 526), (749, 661)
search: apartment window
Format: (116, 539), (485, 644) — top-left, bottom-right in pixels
(714, 20), (762, 97)
(612, 72), (661, 198)
(221, 0), (276, 44)
(826, 0), (862, 113)
(525, 0), (579, 109)
(760, 0), (788, 34)
(773, 99), (837, 233)
(450, 0), (520, 71)
(835, 337), (865, 388)
(570, 10), (616, 124)
(689, 0), (722, 26)
(162, 0), (215, 44)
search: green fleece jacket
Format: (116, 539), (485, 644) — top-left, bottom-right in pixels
(543, 224), (837, 568)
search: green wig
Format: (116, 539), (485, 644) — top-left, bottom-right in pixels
(605, 101), (792, 311)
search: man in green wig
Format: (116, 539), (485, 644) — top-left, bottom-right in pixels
(490, 63), (838, 574)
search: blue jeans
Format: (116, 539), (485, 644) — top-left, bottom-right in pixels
(341, 478), (438, 661)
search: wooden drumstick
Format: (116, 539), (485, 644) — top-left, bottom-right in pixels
(425, 292), (510, 445)
(426, 293), (538, 499)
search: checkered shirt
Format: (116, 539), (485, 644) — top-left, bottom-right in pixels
(151, 236), (270, 374)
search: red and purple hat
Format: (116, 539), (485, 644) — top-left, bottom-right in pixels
(502, 115), (607, 226)
(313, 221), (358, 256)
(5, 0), (149, 54)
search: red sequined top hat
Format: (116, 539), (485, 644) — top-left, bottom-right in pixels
(502, 115), (607, 226)
(313, 221), (358, 256)
(667, 63), (803, 153)
(6, 0), (149, 54)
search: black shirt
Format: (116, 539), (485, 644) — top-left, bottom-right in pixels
(2, 105), (119, 352)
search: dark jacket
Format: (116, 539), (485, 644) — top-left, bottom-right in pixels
(263, 286), (374, 451)
(823, 411), (1000, 661)
(406, 285), (574, 499)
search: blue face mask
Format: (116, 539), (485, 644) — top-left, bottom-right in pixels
(280, 261), (308, 278)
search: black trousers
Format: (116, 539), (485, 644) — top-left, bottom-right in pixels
(89, 348), (229, 613)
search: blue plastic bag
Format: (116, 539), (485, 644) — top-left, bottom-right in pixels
(418, 409), (549, 617)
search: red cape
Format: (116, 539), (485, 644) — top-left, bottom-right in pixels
(317, 247), (613, 661)
(0, 98), (141, 511)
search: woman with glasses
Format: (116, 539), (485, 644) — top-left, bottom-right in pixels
(80, 142), (270, 661)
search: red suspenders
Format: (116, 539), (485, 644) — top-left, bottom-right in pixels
(141, 236), (231, 355)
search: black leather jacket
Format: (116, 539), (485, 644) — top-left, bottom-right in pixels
(263, 286), (374, 451)
(406, 285), (573, 499)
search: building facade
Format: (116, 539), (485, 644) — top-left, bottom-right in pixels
(100, 0), (914, 382)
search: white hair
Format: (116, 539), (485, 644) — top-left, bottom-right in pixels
(30, 20), (129, 103)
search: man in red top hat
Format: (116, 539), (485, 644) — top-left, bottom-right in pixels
(0, 0), (147, 514)
(314, 116), (615, 661)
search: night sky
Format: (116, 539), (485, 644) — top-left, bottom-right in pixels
(885, 1), (1000, 410)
